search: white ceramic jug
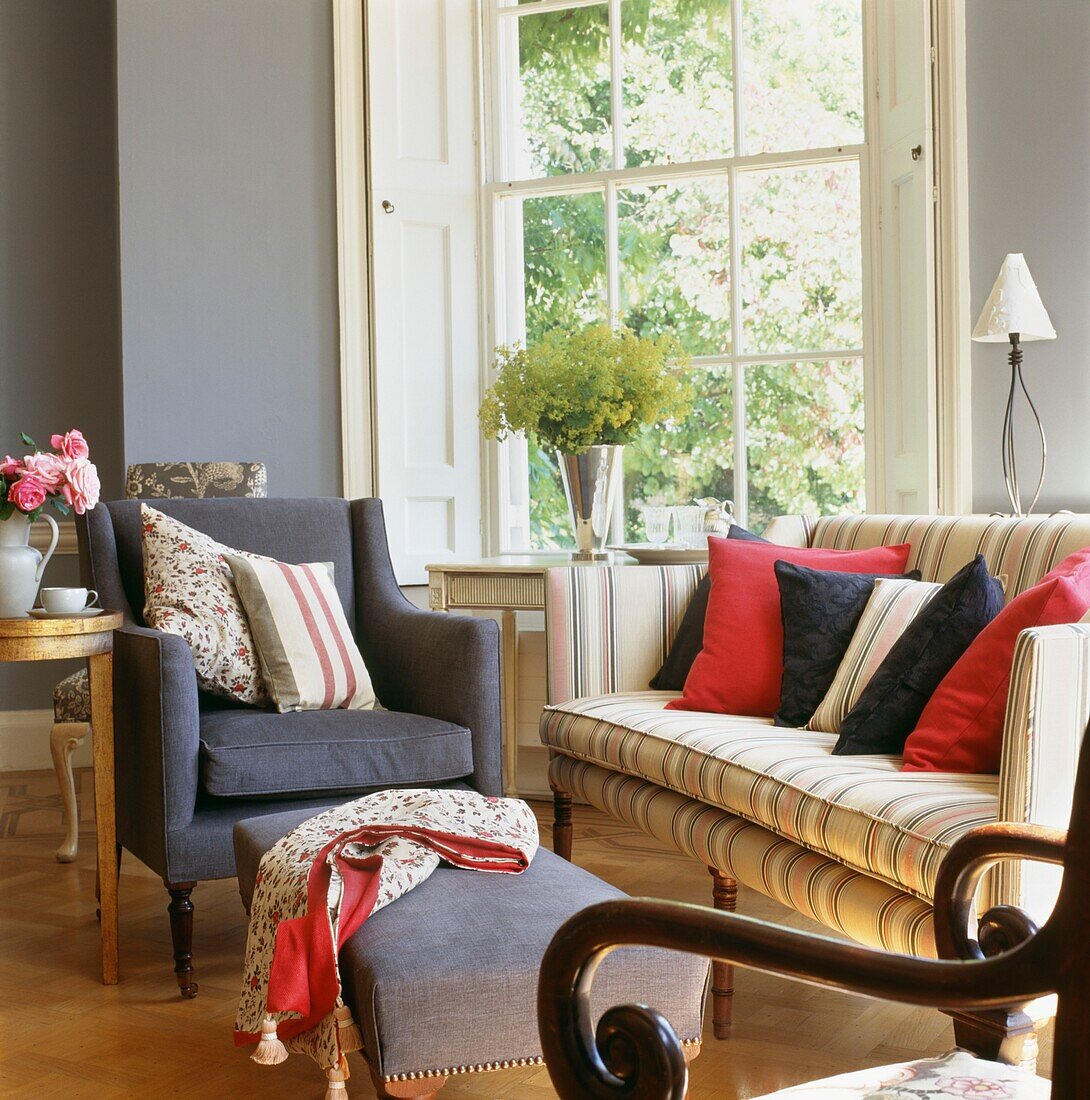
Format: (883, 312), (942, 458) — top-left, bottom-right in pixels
(0, 512), (60, 618)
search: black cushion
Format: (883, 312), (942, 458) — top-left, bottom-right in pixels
(833, 555), (1004, 756)
(199, 707), (474, 798)
(774, 562), (922, 728)
(649, 524), (768, 691)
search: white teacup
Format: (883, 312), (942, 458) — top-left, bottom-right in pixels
(40, 587), (99, 614)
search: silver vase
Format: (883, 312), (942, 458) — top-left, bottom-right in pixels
(556, 446), (623, 561)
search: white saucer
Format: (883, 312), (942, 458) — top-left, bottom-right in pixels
(29, 607), (105, 620)
(608, 543), (709, 565)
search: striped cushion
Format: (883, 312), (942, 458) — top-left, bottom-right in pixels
(540, 692), (998, 900)
(550, 755), (937, 957)
(806, 578), (942, 735)
(226, 554), (375, 713)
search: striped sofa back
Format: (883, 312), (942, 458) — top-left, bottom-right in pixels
(806, 514), (1090, 598)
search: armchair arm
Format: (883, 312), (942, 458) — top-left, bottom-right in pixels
(113, 624), (201, 874)
(539, 821), (1066, 1100)
(361, 602), (502, 797)
(994, 623), (1090, 915)
(349, 498), (503, 795)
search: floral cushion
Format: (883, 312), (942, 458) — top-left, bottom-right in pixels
(53, 669), (91, 723)
(141, 504), (270, 706)
(754, 1050), (1048, 1098)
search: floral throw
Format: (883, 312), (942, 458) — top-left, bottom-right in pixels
(234, 788), (539, 1083)
(754, 1050), (1049, 1099)
(141, 503), (271, 705)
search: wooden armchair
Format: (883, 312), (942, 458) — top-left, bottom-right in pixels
(537, 730), (1090, 1098)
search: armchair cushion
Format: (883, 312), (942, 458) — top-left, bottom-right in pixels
(752, 1050), (1048, 1099)
(141, 504), (271, 706)
(199, 707), (474, 798)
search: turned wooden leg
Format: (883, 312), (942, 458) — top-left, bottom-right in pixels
(50, 721), (89, 863)
(709, 867), (738, 1039)
(370, 1064), (447, 1098)
(951, 1009), (1038, 1072)
(553, 788), (573, 860)
(167, 882), (198, 998)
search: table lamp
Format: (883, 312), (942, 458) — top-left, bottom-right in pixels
(972, 253), (1056, 516)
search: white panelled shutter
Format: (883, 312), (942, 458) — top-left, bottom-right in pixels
(367, 0), (483, 583)
(874, 0), (939, 514)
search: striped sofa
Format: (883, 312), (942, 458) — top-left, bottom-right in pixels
(540, 514), (1090, 1056)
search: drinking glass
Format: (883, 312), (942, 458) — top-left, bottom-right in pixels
(643, 506), (671, 545)
(671, 506), (705, 547)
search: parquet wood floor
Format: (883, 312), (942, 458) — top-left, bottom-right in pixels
(0, 768), (1052, 1098)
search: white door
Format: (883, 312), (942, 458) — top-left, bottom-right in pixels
(367, 0), (483, 583)
(874, 0), (938, 514)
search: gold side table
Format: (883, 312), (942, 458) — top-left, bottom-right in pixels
(426, 556), (591, 796)
(0, 611), (123, 984)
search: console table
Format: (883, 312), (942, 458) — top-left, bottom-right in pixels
(0, 611), (123, 983)
(426, 556), (583, 796)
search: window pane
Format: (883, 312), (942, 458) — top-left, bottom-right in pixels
(742, 0), (864, 154)
(617, 178), (732, 357)
(745, 359), (864, 532)
(739, 161), (862, 355)
(513, 5), (612, 178)
(623, 366), (735, 540)
(621, 0), (734, 167)
(510, 192), (609, 347)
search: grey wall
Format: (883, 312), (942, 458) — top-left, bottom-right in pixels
(115, 0), (342, 498)
(0, 0), (124, 708)
(967, 0), (1090, 513)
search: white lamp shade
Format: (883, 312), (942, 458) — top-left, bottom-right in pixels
(972, 253), (1056, 342)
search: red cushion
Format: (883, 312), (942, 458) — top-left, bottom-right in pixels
(667, 537), (912, 717)
(903, 548), (1090, 773)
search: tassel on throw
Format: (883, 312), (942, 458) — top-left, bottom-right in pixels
(251, 1015), (289, 1066)
(334, 1002), (363, 1053)
(324, 1065), (348, 1098)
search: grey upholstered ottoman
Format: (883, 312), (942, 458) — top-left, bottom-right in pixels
(235, 806), (709, 1099)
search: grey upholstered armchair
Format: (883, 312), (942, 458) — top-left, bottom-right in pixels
(79, 497), (501, 997)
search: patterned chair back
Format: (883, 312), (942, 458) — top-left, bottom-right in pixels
(124, 461), (268, 500)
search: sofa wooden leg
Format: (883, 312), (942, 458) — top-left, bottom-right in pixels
(951, 1009), (1038, 1072)
(166, 882), (199, 999)
(370, 1065), (447, 1098)
(709, 867), (738, 1039)
(553, 788), (573, 860)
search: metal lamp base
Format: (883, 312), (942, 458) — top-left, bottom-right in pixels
(1001, 334), (1047, 517)
(570, 549), (613, 563)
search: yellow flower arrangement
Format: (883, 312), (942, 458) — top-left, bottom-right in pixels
(479, 324), (692, 454)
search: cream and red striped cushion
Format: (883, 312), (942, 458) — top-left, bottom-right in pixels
(226, 554), (375, 713)
(805, 577), (942, 735)
(540, 692), (998, 900)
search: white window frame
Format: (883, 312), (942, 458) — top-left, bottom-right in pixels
(478, 0), (878, 551)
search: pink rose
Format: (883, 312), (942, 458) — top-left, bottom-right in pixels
(23, 451), (66, 492)
(8, 474), (48, 513)
(60, 457), (101, 515)
(51, 429), (90, 461)
(0, 455), (24, 478)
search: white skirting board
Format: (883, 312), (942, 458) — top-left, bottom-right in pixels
(0, 709), (92, 772)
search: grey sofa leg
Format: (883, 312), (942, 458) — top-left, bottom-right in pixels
(167, 882), (198, 999)
(709, 867), (738, 1038)
(553, 788), (573, 860)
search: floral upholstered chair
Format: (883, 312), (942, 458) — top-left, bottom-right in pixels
(50, 461), (267, 862)
(536, 733), (1090, 1099)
